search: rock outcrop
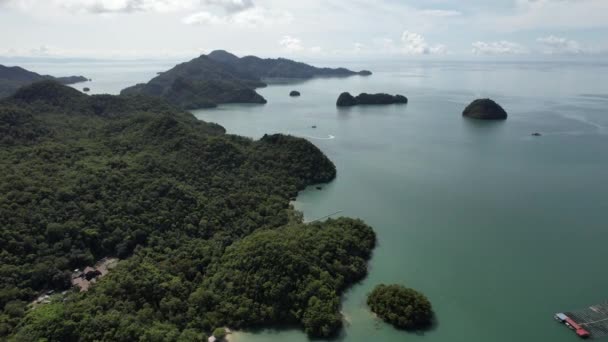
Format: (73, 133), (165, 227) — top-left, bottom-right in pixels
(462, 99), (508, 120)
(337, 92), (408, 107)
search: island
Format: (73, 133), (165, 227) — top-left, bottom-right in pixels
(290, 90), (301, 97)
(1, 81), (377, 341)
(367, 284), (434, 330)
(207, 50), (372, 79)
(121, 50), (372, 109)
(462, 98), (508, 120)
(0, 64), (87, 98)
(337, 92), (408, 107)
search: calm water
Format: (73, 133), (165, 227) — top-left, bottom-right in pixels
(11, 59), (608, 342)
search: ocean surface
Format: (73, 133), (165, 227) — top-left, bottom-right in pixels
(11, 58), (608, 342)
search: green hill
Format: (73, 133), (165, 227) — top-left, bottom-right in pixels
(0, 81), (375, 340)
(121, 50), (372, 110)
(0, 64), (87, 98)
(208, 50), (372, 79)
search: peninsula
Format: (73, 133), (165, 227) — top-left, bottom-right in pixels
(1, 81), (376, 341)
(0, 64), (87, 98)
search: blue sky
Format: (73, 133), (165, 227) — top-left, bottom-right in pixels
(0, 0), (606, 60)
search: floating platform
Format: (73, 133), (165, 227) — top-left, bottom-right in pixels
(556, 302), (608, 339)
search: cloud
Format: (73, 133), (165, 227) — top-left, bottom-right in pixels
(494, 0), (608, 31)
(205, 0), (253, 13)
(401, 31), (447, 55)
(183, 7), (292, 27)
(419, 9), (461, 17)
(537, 35), (584, 54)
(279, 35), (303, 52)
(0, 0), (253, 14)
(277, 36), (324, 54)
(472, 41), (528, 55)
(182, 11), (223, 25)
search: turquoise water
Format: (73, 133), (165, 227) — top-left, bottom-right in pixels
(12, 59), (608, 341)
(192, 61), (608, 342)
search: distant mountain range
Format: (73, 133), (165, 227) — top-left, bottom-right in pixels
(0, 65), (87, 98)
(121, 50), (372, 109)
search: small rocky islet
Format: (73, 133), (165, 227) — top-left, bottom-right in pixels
(462, 98), (508, 120)
(336, 92), (408, 107)
(290, 90), (301, 97)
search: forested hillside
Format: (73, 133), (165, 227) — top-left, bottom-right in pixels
(121, 50), (371, 109)
(0, 81), (375, 341)
(0, 65), (87, 98)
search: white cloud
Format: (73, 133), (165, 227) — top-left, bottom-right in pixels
(494, 0), (608, 31)
(183, 7), (292, 27)
(537, 35), (584, 54)
(182, 11), (223, 25)
(230, 7), (292, 27)
(277, 36), (324, 55)
(401, 31), (446, 55)
(0, 0), (253, 13)
(279, 35), (303, 52)
(419, 9), (461, 17)
(472, 41), (528, 55)
(205, 0), (253, 13)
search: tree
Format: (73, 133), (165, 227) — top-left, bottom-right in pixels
(212, 327), (226, 340)
(367, 284), (433, 330)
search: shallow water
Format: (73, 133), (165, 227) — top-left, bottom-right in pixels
(12, 58), (608, 342)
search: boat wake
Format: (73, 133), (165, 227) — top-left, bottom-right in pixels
(291, 133), (336, 140)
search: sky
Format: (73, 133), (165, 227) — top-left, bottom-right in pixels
(0, 0), (607, 60)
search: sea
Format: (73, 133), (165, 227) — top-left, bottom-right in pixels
(9, 58), (608, 342)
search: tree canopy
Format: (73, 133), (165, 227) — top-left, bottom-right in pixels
(367, 284), (433, 330)
(0, 81), (374, 341)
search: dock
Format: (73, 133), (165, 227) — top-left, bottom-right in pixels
(556, 302), (608, 339)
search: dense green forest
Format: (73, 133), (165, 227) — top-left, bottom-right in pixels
(367, 284), (433, 330)
(0, 81), (375, 340)
(207, 50), (372, 79)
(121, 50), (371, 109)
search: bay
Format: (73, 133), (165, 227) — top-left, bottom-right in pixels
(12, 58), (608, 342)
(192, 60), (608, 342)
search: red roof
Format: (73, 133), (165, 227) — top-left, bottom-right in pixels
(576, 329), (590, 338)
(565, 317), (583, 330)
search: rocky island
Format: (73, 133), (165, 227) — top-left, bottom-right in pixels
(367, 284), (434, 330)
(0, 64), (87, 98)
(121, 50), (372, 109)
(462, 98), (508, 120)
(290, 90), (301, 97)
(337, 92), (408, 107)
